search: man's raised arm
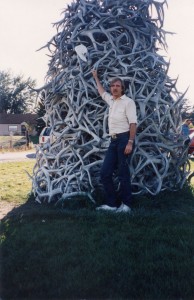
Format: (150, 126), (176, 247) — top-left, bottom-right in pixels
(92, 69), (105, 97)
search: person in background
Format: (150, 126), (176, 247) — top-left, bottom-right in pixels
(181, 119), (192, 138)
(181, 119), (192, 146)
(92, 69), (137, 213)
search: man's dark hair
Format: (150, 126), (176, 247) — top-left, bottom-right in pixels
(110, 77), (125, 95)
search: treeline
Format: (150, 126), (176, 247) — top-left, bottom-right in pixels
(0, 69), (193, 128)
(0, 70), (46, 134)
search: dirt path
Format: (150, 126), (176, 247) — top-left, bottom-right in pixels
(0, 150), (36, 163)
(0, 200), (43, 220)
(0, 201), (20, 220)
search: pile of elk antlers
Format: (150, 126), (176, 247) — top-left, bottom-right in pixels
(33, 0), (189, 204)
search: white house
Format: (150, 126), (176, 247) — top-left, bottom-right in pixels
(0, 113), (38, 136)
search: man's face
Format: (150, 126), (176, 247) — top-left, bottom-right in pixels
(110, 80), (122, 99)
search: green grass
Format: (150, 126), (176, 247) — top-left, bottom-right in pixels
(0, 160), (194, 299)
(0, 161), (35, 203)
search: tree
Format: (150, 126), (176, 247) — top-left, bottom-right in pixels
(189, 109), (194, 125)
(33, 0), (189, 204)
(0, 70), (37, 114)
(35, 90), (46, 135)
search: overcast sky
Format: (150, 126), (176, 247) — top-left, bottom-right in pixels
(0, 0), (194, 106)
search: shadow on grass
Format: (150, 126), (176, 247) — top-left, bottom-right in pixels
(26, 153), (36, 159)
(1, 186), (194, 299)
(13, 137), (26, 147)
(2, 192), (98, 219)
(2, 182), (194, 221)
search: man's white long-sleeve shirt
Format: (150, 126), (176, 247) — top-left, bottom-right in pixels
(101, 92), (137, 135)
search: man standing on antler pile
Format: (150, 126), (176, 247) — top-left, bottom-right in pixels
(92, 69), (137, 214)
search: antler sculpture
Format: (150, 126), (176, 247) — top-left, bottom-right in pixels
(33, 0), (189, 204)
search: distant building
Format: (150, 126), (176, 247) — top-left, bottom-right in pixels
(0, 113), (38, 136)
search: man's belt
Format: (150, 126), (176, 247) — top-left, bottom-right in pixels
(111, 131), (129, 139)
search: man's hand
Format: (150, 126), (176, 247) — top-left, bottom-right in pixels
(92, 69), (98, 79)
(91, 69), (105, 96)
(124, 142), (133, 155)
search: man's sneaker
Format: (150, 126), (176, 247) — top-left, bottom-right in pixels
(96, 205), (117, 212)
(116, 204), (131, 213)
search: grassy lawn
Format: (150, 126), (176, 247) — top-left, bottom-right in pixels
(0, 160), (194, 299)
(0, 161), (35, 203)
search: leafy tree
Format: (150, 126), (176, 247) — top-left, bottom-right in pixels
(35, 90), (46, 135)
(0, 70), (37, 114)
(180, 96), (194, 125)
(190, 109), (194, 124)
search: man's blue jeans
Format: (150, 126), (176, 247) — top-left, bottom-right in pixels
(100, 132), (132, 207)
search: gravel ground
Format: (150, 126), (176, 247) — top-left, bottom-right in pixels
(0, 201), (20, 220)
(0, 150), (36, 163)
